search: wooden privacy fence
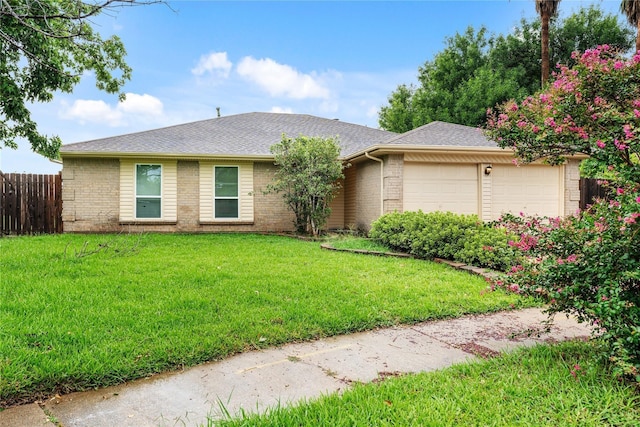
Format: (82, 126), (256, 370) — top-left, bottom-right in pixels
(1, 171), (63, 235)
(579, 177), (608, 210)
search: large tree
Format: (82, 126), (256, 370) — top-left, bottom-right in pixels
(621, 0), (640, 52)
(378, 5), (634, 132)
(0, 0), (154, 159)
(535, 0), (561, 87)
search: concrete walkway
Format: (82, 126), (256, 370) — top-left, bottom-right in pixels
(0, 308), (592, 427)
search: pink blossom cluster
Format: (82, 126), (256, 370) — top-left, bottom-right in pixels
(508, 233), (538, 251)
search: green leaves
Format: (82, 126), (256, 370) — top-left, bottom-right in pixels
(1, 0), (139, 158)
(378, 5), (635, 132)
(268, 135), (345, 235)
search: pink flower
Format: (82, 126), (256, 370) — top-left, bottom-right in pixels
(566, 254), (578, 263)
(557, 258), (565, 265)
(636, 196), (640, 203)
(623, 124), (634, 140)
(634, 109), (640, 119)
(616, 188), (625, 195)
(614, 139), (628, 151)
(596, 140), (605, 149)
(614, 60), (624, 70)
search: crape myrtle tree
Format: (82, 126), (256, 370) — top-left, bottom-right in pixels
(0, 0), (157, 159)
(485, 46), (640, 381)
(267, 135), (345, 236)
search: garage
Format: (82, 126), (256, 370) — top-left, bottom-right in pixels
(403, 163), (478, 214)
(490, 164), (561, 219)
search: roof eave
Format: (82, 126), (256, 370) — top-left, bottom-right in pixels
(345, 144), (589, 162)
(60, 151), (276, 161)
(345, 144), (510, 161)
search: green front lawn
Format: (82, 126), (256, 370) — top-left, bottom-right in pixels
(215, 341), (640, 426)
(0, 233), (528, 407)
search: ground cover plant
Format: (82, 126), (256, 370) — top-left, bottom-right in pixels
(0, 233), (529, 407)
(214, 341), (640, 427)
(323, 235), (393, 253)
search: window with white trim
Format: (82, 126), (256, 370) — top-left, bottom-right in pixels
(136, 164), (162, 218)
(214, 166), (239, 219)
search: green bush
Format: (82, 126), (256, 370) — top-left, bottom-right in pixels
(370, 211), (518, 271)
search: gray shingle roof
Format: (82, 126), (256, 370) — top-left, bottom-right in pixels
(61, 114), (500, 159)
(60, 112), (396, 157)
(382, 121), (498, 148)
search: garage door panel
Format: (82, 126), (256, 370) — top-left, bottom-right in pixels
(404, 163), (478, 214)
(491, 165), (559, 218)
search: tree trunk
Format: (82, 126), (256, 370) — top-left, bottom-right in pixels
(541, 12), (550, 87)
(636, 20), (640, 54)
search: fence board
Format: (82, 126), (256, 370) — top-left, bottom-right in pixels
(579, 177), (609, 210)
(1, 171), (62, 235)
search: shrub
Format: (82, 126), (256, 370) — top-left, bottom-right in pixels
(494, 194), (640, 381)
(370, 211), (518, 271)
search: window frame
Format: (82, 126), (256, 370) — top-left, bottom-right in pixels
(135, 163), (163, 219)
(213, 165), (240, 220)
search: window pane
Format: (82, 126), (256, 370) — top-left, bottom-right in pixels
(215, 199), (238, 218)
(136, 198), (161, 218)
(137, 165), (161, 196)
(215, 167), (238, 197)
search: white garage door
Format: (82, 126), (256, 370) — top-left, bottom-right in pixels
(404, 163), (478, 214)
(491, 164), (560, 219)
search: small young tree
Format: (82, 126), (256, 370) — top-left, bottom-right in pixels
(486, 45), (639, 381)
(267, 135), (345, 236)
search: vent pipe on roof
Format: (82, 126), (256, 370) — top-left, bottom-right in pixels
(216, 107), (221, 118)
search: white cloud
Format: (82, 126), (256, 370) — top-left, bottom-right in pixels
(236, 56), (330, 99)
(192, 52), (232, 78)
(61, 99), (123, 126)
(60, 93), (164, 127)
(119, 93), (164, 116)
(270, 106), (294, 114)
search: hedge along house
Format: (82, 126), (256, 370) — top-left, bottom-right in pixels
(60, 113), (581, 233)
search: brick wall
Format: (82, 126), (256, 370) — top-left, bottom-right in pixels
(383, 154), (403, 214)
(354, 159), (381, 231)
(62, 158), (120, 232)
(61, 158), (297, 233)
(177, 160), (199, 231)
(564, 159), (581, 216)
(251, 162), (296, 232)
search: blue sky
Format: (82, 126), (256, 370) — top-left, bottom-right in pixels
(1, 0), (629, 173)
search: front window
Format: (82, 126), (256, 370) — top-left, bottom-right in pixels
(214, 166), (239, 218)
(136, 164), (162, 218)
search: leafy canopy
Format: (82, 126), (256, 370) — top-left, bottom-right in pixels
(486, 46), (640, 381)
(0, 0), (153, 159)
(378, 5), (635, 131)
(267, 135), (345, 236)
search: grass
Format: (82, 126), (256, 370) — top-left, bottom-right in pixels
(324, 235), (393, 253)
(0, 233), (530, 407)
(214, 340), (640, 426)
